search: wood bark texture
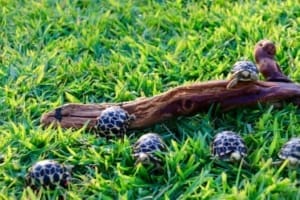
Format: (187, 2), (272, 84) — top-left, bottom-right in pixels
(40, 40), (300, 130)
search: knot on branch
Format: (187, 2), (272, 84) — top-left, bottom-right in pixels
(254, 39), (292, 83)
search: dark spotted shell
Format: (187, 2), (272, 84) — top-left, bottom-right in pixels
(278, 138), (300, 161)
(133, 133), (166, 164)
(26, 160), (71, 189)
(211, 131), (247, 159)
(95, 106), (135, 137)
(231, 60), (258, 74)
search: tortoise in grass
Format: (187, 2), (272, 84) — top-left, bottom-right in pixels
(274, 138), (300, 166)
(133, 133), (167, 167)
(26, 160), (71, 189)
(95, 106), (135, 137)
(226, 60), (259, 89)
(211, 131), (247, 162)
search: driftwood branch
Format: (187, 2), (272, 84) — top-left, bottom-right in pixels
(40, 81), (300, 130)
(40, 40), (300, 130)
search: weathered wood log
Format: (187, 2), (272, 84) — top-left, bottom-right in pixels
(40, 80), (300, 130)
(40, 40), (299, 130)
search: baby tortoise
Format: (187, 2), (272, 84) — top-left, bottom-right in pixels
(133, 133), (167, 167)
(95, 106), (135, 137)
(273, 138), (300, 166)
(26, 160), (71, 189)
(226, 60), (259, 89)
(211, 131), (247, 162)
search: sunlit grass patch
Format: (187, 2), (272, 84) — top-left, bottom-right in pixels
(1, 0), (300, 199)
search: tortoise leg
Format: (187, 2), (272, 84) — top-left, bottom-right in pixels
(226, 77), (239, 89)
(271, 160), (283, 166)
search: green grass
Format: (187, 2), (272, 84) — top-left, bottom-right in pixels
(1, 0), (300, 199)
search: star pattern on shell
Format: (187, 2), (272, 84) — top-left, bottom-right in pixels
(278, 138), (300, 166)
(26, 160), (71, 189)
(226, 60), (259, 89)
(95, 106), (135, 137)
(133, 133), (167, 166)
(211, 131), (247, 162)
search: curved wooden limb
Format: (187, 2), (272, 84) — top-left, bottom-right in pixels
(40, 80), (300, 130)
(254, 39), (292, 82)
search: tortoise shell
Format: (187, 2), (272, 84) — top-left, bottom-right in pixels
(133, 133), (167, 166)
(26, 160), (71, 189)
(211, 131), (247, 161)
(278, 138), (300, 165)
(95, 106), (135, 137)
(227, 60), (259, 89)
(231, 60), (259, 78)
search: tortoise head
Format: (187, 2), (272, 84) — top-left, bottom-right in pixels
(136, 153), (152, 165)
(287, 156), (300, 166)
(230, 151), (242, 162)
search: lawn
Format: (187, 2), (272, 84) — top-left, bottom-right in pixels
(1, 0), (300, 199)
